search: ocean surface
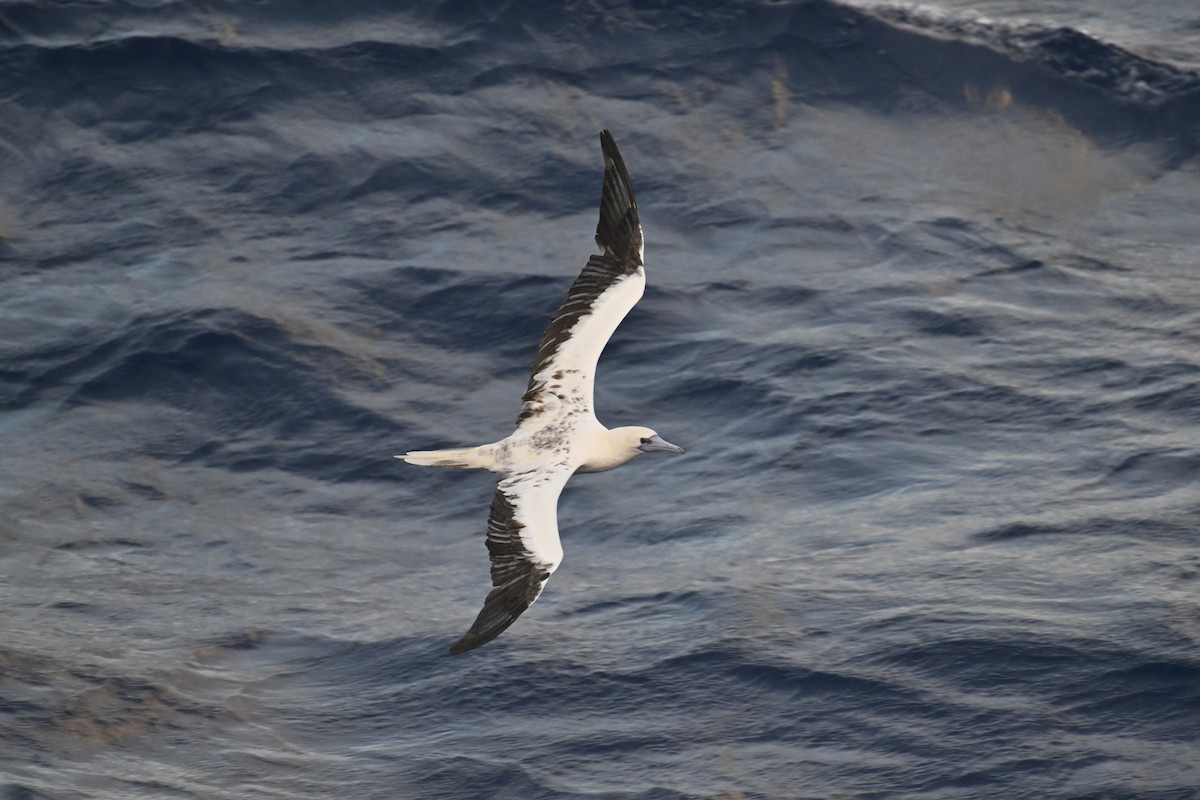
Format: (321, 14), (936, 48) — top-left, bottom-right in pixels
(2, 1), (1199, 797)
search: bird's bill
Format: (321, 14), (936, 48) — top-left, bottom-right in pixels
(638, 435), (685, 454)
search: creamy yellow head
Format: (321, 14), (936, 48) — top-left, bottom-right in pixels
(577, 426), (684, 473)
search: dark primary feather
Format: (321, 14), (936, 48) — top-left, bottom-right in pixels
(595, 129), (642, 263)
(516, 130), (643, 425)
(448, 487), (552, 654)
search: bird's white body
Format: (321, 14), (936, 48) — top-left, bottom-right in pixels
(399, 131), (682, 654)
(402, 422), (654, 475)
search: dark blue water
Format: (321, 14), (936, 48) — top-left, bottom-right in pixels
(2, 1), (1199, 797)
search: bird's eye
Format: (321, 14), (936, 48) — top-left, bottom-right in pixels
(639, 437), (651, 445)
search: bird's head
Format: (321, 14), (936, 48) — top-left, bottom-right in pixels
(581, 426), (684, 473)
(628, 426), (685, 456)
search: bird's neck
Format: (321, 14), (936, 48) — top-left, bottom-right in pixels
(575, 426), (637, 474)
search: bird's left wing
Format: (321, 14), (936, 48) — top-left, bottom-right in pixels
(449, 467), (573, 654)
(516, 130), (645, 427)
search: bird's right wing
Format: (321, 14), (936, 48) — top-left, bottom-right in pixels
(448, 467), (573, 654)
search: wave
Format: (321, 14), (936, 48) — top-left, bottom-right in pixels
(1, 0), (1196, 154)
(3, 306), (406, 481)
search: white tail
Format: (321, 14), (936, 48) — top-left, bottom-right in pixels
(396, 445), (489, 470)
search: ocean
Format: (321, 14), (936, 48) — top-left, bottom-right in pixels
(1, 1), (1198, 797)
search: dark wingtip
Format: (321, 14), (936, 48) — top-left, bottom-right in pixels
(447, 567), (550, 655)
(598, 129), (635, 208)
(594, 129), (641, 265)
(599, 128), (616, 152)
(448, 634), (485, 655)
(446, 613), (519, 655)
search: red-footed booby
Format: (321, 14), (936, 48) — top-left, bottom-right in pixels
(399, 130), (683, 654)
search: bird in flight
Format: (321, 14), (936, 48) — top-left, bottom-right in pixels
(399, 130), (684, 654)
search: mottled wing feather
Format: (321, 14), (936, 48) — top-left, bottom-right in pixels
(517, 130), (645, 426)
(449, 469), (570, 654)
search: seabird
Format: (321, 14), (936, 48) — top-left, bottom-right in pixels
(399, 130), (684, 654)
